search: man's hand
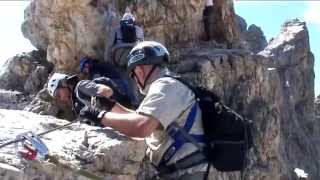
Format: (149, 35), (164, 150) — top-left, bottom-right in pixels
(80, 106), (107, 124)
(97, 84), (113, 98)
(97, 97), (116, 111)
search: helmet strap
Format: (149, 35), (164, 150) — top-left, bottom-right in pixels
(140, 65), (157, 90)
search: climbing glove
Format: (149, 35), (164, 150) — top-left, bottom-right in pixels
(80, 106), (107, 124)
(97, 96), (116, 111)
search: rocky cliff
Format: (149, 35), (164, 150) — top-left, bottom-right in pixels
(171, 19), (318, 179)
(0, 0), (318, 180)
(0, 109), (146, 180)
(316, 95), (320, 116)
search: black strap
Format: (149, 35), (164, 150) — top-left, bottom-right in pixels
(113, 31), (117, 46)
(204, 163), (211, 180)
(157, 150), (208, 175)
(157, 120), (209, 176)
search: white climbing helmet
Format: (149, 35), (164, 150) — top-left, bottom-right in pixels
(122, 13), (135, 22)
(47, 73), (68, 97)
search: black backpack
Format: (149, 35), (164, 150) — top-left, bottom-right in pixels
(193, 86), (253, 171)
(164, 76), (253, 172)
(119, 20), (137, 43)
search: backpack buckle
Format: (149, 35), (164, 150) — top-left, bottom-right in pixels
(163, 146), (176, 162)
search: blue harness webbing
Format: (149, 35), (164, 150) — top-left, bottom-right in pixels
(159, 103), (206, 167)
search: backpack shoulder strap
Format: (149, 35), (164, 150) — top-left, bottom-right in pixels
(157, 103), (209, 175)
(163, 75), (197, 95)
(113, 31), (119, 45)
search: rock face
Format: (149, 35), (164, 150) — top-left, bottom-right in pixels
(22, 0), (241, 72)
(0, 50), (50, 93)
(0, 0), (315, 179)
(22, 0), (108, 72)
(2, 18), (315, 180)
(22, 0), (205, 72)
(0, 89), (28, 110)
(235, 15), (267, 54)
(0, 50), (54, 113)
(244, 24), (267, 53)
(235, 14), (247, 35)
(316, 95), (320, 116)
(0, 109), (146, 180)
(209, 0), (240, 44)
(171, 19), (318, 179)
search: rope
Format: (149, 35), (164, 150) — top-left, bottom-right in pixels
(0, 120), (80, 149)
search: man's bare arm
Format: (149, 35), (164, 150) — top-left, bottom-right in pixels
(100, 111), (161, 138)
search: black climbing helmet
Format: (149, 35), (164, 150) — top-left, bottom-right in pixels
(127, 41), (170, 72)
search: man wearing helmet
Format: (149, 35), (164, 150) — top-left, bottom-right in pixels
(105, 12), (144, 68)
(47, 73), (131, 119)
(80, 41), (208, 179)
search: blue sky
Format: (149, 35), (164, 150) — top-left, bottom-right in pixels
(0, 1), (35, 64)
(0, 1), (318, 95)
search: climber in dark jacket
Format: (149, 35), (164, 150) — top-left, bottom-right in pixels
(80, 56), (129, 94)
(47, 73), (132, 119)
(203, 0), (215, 41)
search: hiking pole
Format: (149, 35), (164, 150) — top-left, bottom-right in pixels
(0, 119), (80, 149)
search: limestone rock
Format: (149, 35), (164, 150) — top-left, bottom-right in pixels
(209, 0), (240, 44)
(133, 0), (204, 45)
(0, 109), (146, 180)
(244, 24), (267, 54)
(235, 14), (247, 34)
(0, 54), (36, 91)
(171, 19), (319, 180)
(0, 89), (28, 110)
(259, 19), (311, 67)
(14, 0), (320, 179)
(22, 0), (109, 72)
(0, 50), (50, 93)
(22, 0), (205, 72)
(24, 66), (50, 94)
(235, 15), (267, 54)
(316, 95), (320, 116)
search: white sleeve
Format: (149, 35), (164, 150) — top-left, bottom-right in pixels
(136, 78), (194, 129)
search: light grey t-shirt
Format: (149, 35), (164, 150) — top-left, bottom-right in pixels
(136, 74), (207, 177)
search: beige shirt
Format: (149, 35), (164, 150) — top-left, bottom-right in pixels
(136, 69), (207, 177)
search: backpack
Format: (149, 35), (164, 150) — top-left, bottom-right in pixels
(193, 86), (253, 171)
(119, 20), (137, 43)
(158, 76), (253, 174)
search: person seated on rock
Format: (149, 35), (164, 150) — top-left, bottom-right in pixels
(47, 73), (132, 120)
(79, 41), (209, 179)
(202, 0), (215, 41)
(104, 12), (144, 69)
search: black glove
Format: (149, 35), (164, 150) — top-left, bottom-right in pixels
(80, 106), (107, 124)
(97, 96), (116, 111)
